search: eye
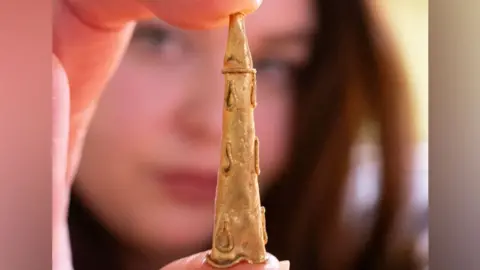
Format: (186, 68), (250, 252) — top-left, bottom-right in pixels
(131, 25), (172, 48)
(255, 59), (296, 85)
(256, 59), (292, 74)
(129, 23), (186, 63)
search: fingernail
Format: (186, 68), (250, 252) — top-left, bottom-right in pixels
(279, 260), (290, 270)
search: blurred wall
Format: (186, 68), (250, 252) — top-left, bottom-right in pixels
(380, 0), (428, 141)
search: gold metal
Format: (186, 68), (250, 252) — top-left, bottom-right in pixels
(206, 13), (268, 268)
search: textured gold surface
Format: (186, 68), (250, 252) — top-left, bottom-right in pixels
(205, 13), (268, 268)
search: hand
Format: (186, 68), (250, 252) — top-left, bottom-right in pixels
(52, 0), (289, 270)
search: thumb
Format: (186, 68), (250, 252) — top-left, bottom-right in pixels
(161, 251), (290, 270)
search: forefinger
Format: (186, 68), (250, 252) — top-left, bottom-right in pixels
(143, 0), (263, 29)
(68, 0), (263, 30)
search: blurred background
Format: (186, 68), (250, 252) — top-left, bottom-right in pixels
(380, 0), (428, 256)
(382, 0), (428, 142)
(350, 0), (428, 259)
(380, 0), (428, 210)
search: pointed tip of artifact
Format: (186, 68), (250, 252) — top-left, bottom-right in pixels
(224, 13), (253, 69)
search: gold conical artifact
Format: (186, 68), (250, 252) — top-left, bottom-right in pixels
(205, 12), (268, 268)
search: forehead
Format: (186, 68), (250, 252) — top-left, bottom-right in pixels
(245, 0), (316, 35)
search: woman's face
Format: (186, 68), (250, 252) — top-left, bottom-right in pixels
(76, 0), (315, 255)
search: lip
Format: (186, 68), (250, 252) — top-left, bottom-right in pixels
(157, 170), (218, 205)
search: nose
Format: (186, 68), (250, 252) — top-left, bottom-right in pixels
(172, 53), (226, 146)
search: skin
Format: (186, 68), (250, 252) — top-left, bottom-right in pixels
(53, 0), (308, 269)
(74, 0), (314, 268)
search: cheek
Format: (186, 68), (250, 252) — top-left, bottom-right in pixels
(254, 96), (293, 179)
(79, 58), (192, 183)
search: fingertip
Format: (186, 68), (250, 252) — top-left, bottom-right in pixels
(160, 251), (208, 270)
(142, 0), (263, 30)
(278, 261), (290, 270)
(62, 0), (262, 30)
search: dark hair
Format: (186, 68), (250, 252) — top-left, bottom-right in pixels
(69, 1), (421, 269)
